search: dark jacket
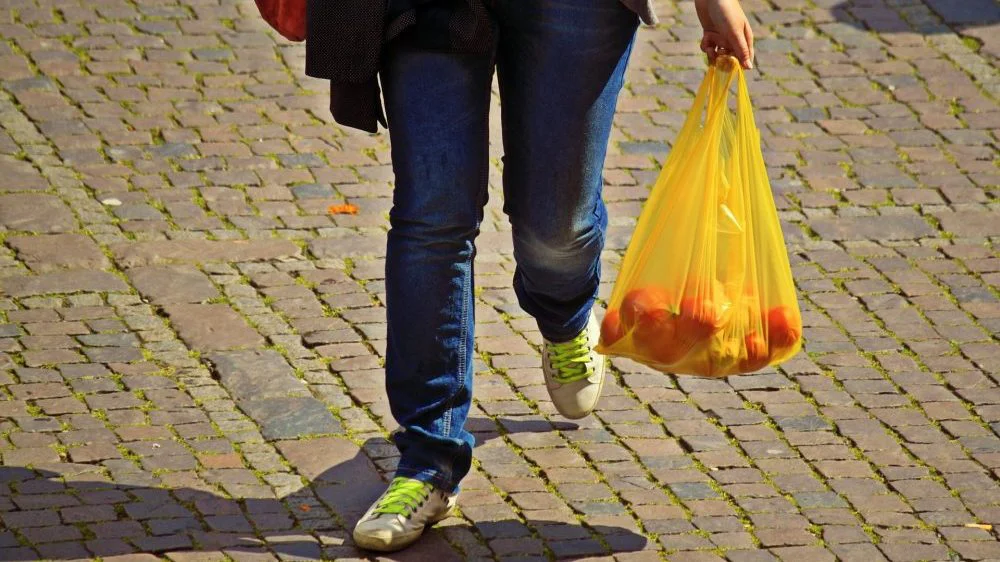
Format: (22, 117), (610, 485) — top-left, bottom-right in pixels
(304, 0), (494, 134)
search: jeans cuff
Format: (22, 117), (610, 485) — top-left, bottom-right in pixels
(394, 466), (461, 494)
(538, 307), (593, 343)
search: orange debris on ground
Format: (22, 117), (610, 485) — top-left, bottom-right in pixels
(328, 203), (359, 215)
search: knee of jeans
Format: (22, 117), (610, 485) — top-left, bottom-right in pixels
(512, 220), (603, 269)
(389, 211), (479, 247)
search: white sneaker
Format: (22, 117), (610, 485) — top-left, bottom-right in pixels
(543, 312), (606, 419)
(352, 476), (456, 552)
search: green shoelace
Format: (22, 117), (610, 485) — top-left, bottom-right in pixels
(373, 477), (431, 517)
(547, 331), (594, 384)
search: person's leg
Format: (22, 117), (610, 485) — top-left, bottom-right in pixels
(496, 1), (638, 343)
(380, 40), (494, 493)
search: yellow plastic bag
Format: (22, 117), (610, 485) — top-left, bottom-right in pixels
(596, 57), (801, 377)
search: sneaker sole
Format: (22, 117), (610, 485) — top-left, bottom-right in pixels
(353, 527), (424, 552)
(352, 506), (454, 552)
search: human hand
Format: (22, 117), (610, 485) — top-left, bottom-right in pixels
(695, 0), (755, 70)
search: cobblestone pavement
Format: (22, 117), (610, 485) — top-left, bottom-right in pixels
(0, 0), (998, 560)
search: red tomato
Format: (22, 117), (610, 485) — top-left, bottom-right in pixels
(766, 305), (801, 349)
(641, 319), (687, 365)
(621, 287), (686, 365)
(739, 331), (770, 372)
(675, 295), (722, 343)
(600, 308), (625, 347)
(620, 286), (672, 330)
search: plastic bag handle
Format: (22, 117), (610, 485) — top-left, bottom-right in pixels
(734, 62), (755, 131)
(611, 59), (741, 304)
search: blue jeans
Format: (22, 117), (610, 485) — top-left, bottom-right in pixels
(381, 0), (638, 493)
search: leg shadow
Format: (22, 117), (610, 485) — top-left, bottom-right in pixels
(0, 417), (651, 560)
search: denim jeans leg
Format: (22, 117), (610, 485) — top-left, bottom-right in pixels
(380, 41), (494, 493)
(495, 1), (639, 343)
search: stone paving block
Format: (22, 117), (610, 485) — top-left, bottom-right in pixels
(6, 234), (110, 272)
(1, 447), (61, 466)
(164, 304), (264, 352)
(0, 193), (75, 233)
(111, 239), (301, 267)
(68, 442), (122, 463)
(0, 547), (38, 560)
(308, 234), (388, 259)
(934, 210), (1000, 238)
(239, 397), (341, 440)
(0, 270), (128, 297)
(807, 215), (936, 241)
(127, 265), (220, 304)
(925, 0), (1000, 23)
(205, 349), (310, 401)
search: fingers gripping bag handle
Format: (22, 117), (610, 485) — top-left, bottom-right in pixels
(597, 56), (802, 377)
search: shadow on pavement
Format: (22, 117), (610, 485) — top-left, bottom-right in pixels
(831, 0), (1000, 33)
(0, 418), (651, 561)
